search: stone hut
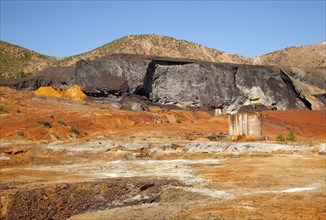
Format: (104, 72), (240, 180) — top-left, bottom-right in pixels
(228, 112), (265, 141)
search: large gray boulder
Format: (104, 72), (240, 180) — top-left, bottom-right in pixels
(0, 54), (313, 112)
(74, 55), (150, 96)
(149, 63), (240, 109)
(147, 62), (310, 112)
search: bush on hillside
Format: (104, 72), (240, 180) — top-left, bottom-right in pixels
(276, 134), (285, 142)
(286, 130), (296, 141)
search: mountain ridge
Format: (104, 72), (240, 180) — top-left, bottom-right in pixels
(1, 34), (325, 80)
(254, 42), (326, 69)
(53, 34), (252, 67)
(0, 41), (59, 79)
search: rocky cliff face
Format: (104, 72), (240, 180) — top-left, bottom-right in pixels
(0, 54), (314, 113)
(141, 61), (310, 112)
(74, 55), (150, 96)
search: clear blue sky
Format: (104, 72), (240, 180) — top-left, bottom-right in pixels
(1, 0), (325, 58)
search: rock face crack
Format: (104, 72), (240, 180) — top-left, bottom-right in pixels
(280, 69), (312, 110)
(137, 59), (192, 99)
(137, 60), (157, 98)
(233, 66), (238, 89)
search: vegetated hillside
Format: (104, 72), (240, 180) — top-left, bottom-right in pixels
(0, 41), (59, 79)
(1, 35), (325, 80)
(54, 34), (252, 67)
(254, 42), (326, 69)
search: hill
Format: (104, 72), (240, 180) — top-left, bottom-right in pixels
(0, 35), (325, 80)
(0, 41), (59, 79)
(254, 42), (326, 69)
(54, 34), (251, 67)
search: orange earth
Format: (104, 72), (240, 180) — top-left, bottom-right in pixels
(0, 86), (325, 220)
(1, 86), (325, 143)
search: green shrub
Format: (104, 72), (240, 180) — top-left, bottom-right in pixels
(286, 130), (296, 142)
(276, 134), (285, 142)
(176, 118), (181, 124)
(37, 121), (52, 128)
(23, 51), (32, 61)
(15, 71), (31, 78)
(57, 120), (67, 126)
(0, 106), (4, 112)
(17, 131), (24, 136)
(70, 124), (80, 135)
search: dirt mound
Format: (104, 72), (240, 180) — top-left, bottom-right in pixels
(34, 86), (62, 98)
(63, 85), (86, 100)
(34, 85), (86, 100)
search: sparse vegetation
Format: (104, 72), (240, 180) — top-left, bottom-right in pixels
(0, 105), (10, 113)
(37, 121), (52, 128)
(286, 130), (296, 142)
(0, 40), (57, 79)
(259, 43), (325, 68)
(17, 131), (24, 136)
(276, 130), (296, 142)
(54, 34), (245, 67)
(70, 124), (80, 136)
(276, 134), (285, 142)
(15, 71), (32, 78)
(22, 51), (32, 61)
(1, 35), (324, 79)
(176, 118), (181, 124)
(57, 120), (67, 126)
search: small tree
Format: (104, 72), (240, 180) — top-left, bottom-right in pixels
(286, 130), (296, 142)
(70, 124), (80, 136)
(176, 118), (181, 124)
(37, 121), (52, 128)
(276, 134), (285, 142)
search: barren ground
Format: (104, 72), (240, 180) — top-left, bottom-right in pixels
(0, 87), (325, 220)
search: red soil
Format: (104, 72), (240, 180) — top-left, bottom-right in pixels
(0, 87), (325, 143)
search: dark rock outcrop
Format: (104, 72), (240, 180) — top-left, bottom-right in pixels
(313, 93), (326, 104)
(281, 67), (326, 90)
(74, 55), (150, 96)
(0, 54), (313, 112)
(120, 95), (149, 111)
(0, 66), (75, 91)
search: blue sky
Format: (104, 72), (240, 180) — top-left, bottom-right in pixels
(1, 0), (325, 58)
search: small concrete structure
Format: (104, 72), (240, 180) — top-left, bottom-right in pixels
(214, 108), (223, 116)
(228, 112), (265, 141)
